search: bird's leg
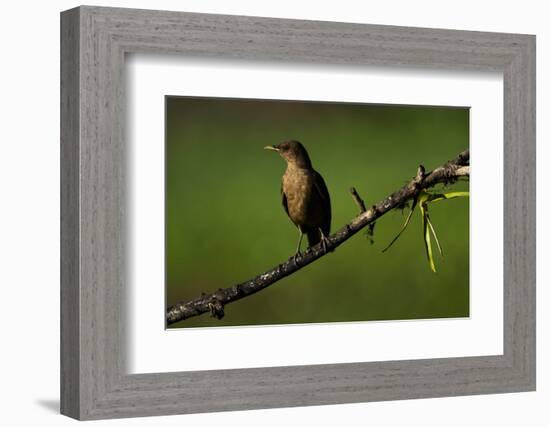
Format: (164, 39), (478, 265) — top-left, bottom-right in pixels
(293, 229), (304, 263)
(319, 228), (330, 254)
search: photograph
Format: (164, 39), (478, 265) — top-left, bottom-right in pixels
(165, 96), (470, 328)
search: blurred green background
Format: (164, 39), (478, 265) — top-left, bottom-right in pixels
(166, 96), (469, 328)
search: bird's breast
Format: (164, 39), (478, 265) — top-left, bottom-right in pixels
(282, 167), (319, 227)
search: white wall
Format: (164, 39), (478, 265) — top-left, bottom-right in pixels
(0, 0), (546, 425)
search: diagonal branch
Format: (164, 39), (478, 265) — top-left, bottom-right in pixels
(167, 149), (470, 325)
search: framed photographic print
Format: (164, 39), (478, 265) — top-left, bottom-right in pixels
(61, 5), (535, 420)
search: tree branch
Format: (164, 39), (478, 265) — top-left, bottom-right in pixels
(167, 149), (470, 325)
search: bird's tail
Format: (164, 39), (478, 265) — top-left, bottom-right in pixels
(306, 230), (321, 248)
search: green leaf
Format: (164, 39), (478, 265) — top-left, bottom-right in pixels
(426, 213), (443, 258)
(420, 202), (437, 273)
(381, 198), (418, 253)
(430, 191), (469, 203)
(382, 189), (467, 273)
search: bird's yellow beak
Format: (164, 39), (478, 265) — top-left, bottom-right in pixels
(263, 145), (279, 152)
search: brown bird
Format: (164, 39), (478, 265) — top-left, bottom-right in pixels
(264, 140), (332, 259)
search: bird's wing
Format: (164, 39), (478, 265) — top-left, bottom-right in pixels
(313, 170), (332, 232)
(281, 184), (289, 217)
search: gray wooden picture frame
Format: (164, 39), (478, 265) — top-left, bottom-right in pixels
(60, 5), (536, 420)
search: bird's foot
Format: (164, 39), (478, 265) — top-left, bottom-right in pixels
(320, 235), (330, 254)
(293, 251), (303, 264)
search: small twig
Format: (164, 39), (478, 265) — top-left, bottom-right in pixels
(350, 187), (375, 243)
(350, 187), (367, 213)
(415, 164), (427, 182)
